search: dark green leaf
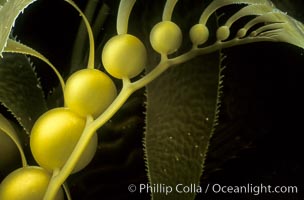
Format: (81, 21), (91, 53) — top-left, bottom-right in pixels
(0, 53), (47, 134)
(144, 52), (223, 200)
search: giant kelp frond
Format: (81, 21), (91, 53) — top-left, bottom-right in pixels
(224, 4), (274, 27)
(144, 1), (304, 200)
(199, 0), (274, 25)
(195, 0), (304, 49)
(244, 11), (304, 49)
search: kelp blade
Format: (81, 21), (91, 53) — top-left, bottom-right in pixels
(0, 53), (47, 134)
(0, 0), (37, 55)
(144, 52), (222, 200)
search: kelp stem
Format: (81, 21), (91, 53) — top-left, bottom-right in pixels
(162, 0), (178, 21)
(65, 0), (95, 69)
(117, 0), (136, 34)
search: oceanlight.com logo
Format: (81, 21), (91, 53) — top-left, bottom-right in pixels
(210, 183), (298, 196)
